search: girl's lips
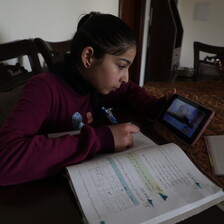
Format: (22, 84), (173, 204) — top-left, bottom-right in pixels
(111, 87), (117, 91)
(114, 85), (121, 90)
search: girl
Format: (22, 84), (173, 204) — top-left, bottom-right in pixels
(0, 12), (175, 186)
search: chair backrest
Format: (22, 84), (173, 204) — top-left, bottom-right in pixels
(193, 41), (224, 81)
(0, 39), (42, 91)
(34, 38), (72, 71)
(0, 39), (42, 127)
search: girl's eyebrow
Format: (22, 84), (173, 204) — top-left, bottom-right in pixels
(118, 58), (131, 64)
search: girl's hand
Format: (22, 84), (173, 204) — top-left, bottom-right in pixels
(165, 88), (176, 101)
(108, 123), (140, 152)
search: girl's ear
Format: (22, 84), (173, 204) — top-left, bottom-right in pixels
(81, 46), (94, 68)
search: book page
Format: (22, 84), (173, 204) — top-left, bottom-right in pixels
(205, 135), (224, 175)
(67, 133), (224, 224)
(126, 131), (157, 151)
(48, 130), (80, 138)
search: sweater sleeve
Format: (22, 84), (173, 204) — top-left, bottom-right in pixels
(106, 81), (166, 119)
(0, 75), (114, 186)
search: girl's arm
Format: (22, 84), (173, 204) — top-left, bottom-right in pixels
(0, 76), (114, 186)
(105, 81), (167, 119)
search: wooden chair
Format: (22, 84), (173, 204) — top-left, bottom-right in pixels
(0, 39), (42, 91)
(0, 39), (42, 126)
(193, 41), (224, 81)
(34, 38), (72, 71)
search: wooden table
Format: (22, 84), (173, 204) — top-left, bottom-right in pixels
(1, 107), (224, 224)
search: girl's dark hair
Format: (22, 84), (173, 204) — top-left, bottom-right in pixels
(70, 12), (136, 64)
(52, 12), (136, 117)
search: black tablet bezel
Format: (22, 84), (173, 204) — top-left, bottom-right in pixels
(157, 94), (214, 146)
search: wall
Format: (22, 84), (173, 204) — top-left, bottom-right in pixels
(0, 0), (119, 42)
(178, 0), (224, 68)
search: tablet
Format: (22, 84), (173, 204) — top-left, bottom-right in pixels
(157, 94), (214, 146)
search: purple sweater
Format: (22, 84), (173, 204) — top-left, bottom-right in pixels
(0, 73), (165, 186)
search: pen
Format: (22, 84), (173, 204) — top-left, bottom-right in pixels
(101, 107), (118, 124)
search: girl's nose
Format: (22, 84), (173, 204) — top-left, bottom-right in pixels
(121, 70), (129, 83)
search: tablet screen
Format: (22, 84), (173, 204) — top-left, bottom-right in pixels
(157, 94), (214, 146)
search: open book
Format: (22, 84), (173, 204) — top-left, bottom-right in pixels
(66, 132), (224, 224)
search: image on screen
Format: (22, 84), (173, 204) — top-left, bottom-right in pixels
(162, 98), (206, 137)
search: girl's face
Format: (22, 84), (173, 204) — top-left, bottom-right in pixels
(84, 47), (136, 94)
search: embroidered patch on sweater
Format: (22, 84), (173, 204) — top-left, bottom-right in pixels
(72, 112), (85, 130)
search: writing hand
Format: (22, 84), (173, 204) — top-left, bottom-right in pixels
(108, 123), (140, 152)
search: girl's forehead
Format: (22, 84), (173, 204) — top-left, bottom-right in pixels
(97, 47), (136, 64)
(124, 47), (137, 56)
(118, 47), (136, 61)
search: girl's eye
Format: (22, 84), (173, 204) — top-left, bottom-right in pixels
(118, 65), (126, 70)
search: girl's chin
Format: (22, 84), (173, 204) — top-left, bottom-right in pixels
(100, 88), (116, 95)
(99, 90), (110, 95)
